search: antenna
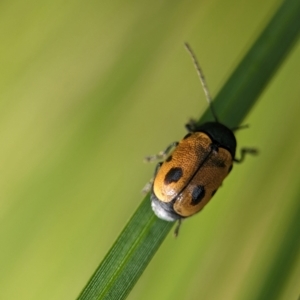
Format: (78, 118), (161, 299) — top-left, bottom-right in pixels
(184, 43), (219, 122)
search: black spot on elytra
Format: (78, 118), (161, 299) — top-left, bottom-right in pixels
(213, 158), (226, 168)
(191, 185), (205, 205)
(183, 133), (192, 140)
(206, 156), (226, 168)
(166, 155), (172, 162)
(211, 144), (219, 153)
(164, 167), (183, 185)
(211, 189), (218, 197)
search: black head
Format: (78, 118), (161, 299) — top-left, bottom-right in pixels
(194, 122), (236, 158)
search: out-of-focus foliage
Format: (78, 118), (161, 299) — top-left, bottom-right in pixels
(0, 0), (299, 299)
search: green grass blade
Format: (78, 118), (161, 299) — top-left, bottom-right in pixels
(200, 0), (300, 126)
(77, 0), (300, 299)
(77, 196), (172, 300)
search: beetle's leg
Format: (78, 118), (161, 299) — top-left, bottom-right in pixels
(231, 124), (249, 131)
(185, 119), (198, 132)
(142, 178), (153, 194)
(142, 162), (163, 194)
(144, 142), (179, 163)
(174, 219), (182, 237)
(234, 148), (258, 163)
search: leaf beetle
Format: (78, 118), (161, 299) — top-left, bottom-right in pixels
(145, 43), (257, 236)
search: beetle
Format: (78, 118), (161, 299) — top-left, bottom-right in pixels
(145, 43), (257, 236)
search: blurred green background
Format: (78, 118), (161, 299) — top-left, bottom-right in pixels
(0, 0), (299, 299)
